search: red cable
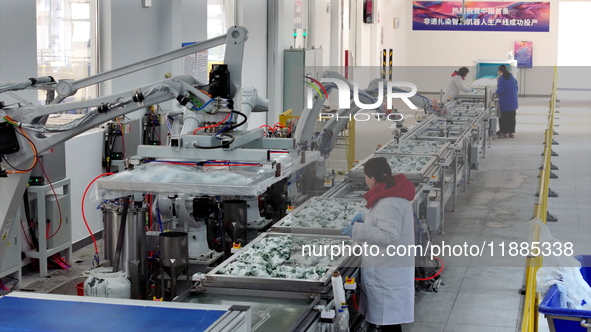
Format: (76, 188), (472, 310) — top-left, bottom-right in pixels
(40, 162), (63, 239)
(288, 118), (300, 135)
(193, 113), (231, 135)
(55, 255), (71, 268)
(51, 256), (67, 270)
(415, 256), (444, 281)
(82, 173), (114, 255)
(352, 294), (360, 312)
(204, 163), (260, 167)
(272, 123), (285, 132)
(154, 162), (198, 166)
(259, 125), (273, 132)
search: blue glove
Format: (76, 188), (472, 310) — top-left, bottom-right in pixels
(351, 213), (364, 225)
(341, 224), (353, 237)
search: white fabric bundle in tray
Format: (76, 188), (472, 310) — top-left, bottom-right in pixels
(380, 140), (444, 155)
(284, 199), (367, 228)
(470, 77), (499, 88)
(96, 162), (276, 198)
(216, 236), (350, 280)
(105, 162), (272, 185)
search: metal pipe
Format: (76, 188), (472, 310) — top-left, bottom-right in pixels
(463, 141), (468, 193)
(112, 196), (131, 273)
(440, 166), (446, 234)
(452, 150), (458, 211)
(482, 119), (487, 158)
(50, 34), (227, 103)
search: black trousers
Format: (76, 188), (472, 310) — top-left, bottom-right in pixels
(499, 110), (516, 134)
(380, 324), (402, 332)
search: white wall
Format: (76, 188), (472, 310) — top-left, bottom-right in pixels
(0, 0), (37, 104)
(0, 0), (38, 269)
(267, 0), (296, 123)
(380, 1), (559, 67)
(99, 0), (181, 106)
(65, 129), (105, 244)
(237, 0), (268, 129)
(181, 0), (208, 43)
(310, 0), (332, 67)
(556, 2), (591, 89)
(376, 0), (578, 95)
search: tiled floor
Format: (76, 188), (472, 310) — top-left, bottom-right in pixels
(355, 92), (590, 331)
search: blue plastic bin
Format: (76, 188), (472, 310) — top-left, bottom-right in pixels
(538, 255), (591, 332)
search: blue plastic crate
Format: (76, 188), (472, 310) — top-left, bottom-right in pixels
(538, 255), (591, 332)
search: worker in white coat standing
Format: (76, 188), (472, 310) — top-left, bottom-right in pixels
(341, 157), (415, 331)
(444, 66), (471, 100)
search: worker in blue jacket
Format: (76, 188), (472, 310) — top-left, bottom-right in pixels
(496, 65), (519, 138)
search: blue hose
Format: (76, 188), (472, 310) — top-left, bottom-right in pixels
(193, 99), (214, 111)
(156, 205), (163, 233)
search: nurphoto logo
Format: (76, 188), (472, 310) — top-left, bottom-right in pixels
(305, 76), (417, 122)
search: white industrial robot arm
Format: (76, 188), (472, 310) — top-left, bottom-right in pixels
(239, 87), (269, 131)
(293, 70), (352, 149)
(0, 26), (248, 264)
(367, 78), (451, 118)
(296, 73), (453, 157)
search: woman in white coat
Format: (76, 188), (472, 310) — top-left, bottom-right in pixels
(444, 66), (471, 100)
(341, 157), (415, 331)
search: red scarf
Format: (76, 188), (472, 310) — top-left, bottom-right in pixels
(363, 174), (415, 209)
(451, 72), (465, 80)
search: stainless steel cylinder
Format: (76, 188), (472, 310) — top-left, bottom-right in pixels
(102, 203), (119, 267)
(101, 203), (147, 276)
(158, 232), (189, 279)
(222, 199), (247, 242)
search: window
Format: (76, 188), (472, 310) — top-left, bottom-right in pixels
(36, 0), (97, 108)
(207, 0), (235, 70)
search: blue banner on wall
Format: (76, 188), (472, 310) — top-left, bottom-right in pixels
(413, 1), (550, 32)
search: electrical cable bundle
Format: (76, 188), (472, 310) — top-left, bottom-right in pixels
(2, 116), (38, 174)
(191, 110), (247, 149)
(82, 173), (114, 267)
(288, 168), (304, 185)
(260, 122), (287, 137)
(47, 254), (71, 270)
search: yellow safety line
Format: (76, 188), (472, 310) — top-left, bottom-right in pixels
(521, 66), (558, 332)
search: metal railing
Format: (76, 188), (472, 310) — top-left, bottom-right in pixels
(521, 66), (558, 332)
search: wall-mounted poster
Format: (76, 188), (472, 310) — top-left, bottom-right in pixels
(515, 41), (533, 68)
(413, 1), (550, 32)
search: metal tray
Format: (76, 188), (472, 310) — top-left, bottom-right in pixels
(376, 140), (450, 156)
(204, 233), (359, 293)
(348, 153), (439, 181)
(270, 197), (366, 236)
(175, 287), (321, 332)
